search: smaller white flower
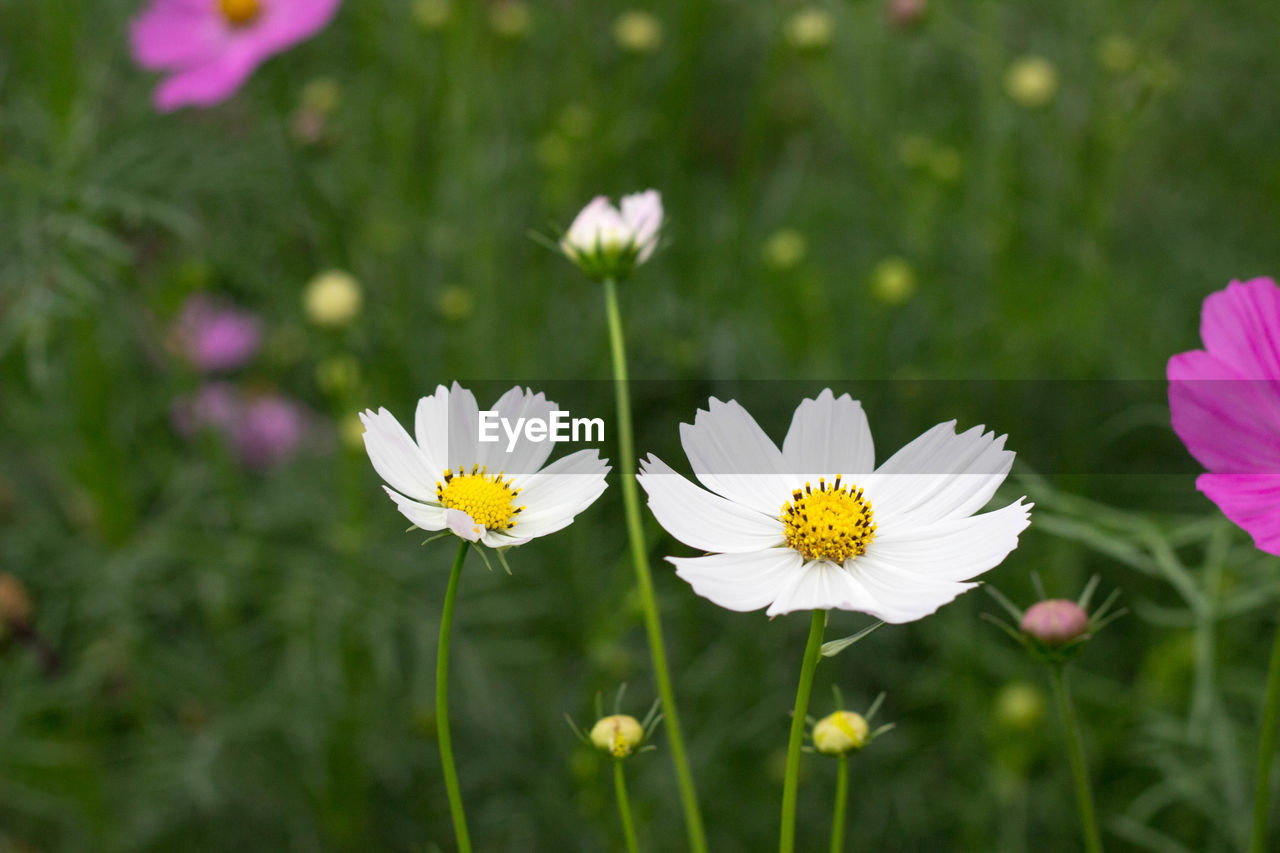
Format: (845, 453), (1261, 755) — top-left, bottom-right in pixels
(361, 383), (610, 550)
(638, 390), (1032, 622)
(560, 189), (663, 280)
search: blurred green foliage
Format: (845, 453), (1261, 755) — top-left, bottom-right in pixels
(2, 0), (1280, 850)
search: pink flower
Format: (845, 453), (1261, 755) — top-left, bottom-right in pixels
(172, 384), (312, 469)
(171, 295), (262, 372)
(1168, 277), (1280, 555)
(130, 0), (341, 112)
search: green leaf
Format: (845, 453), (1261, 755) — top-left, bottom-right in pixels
(820, 621), (884, 657)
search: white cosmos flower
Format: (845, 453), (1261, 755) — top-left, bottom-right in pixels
(361, 383), (610, 549)
(560, 189), (663, 280)
(637, 390), (1032, 622)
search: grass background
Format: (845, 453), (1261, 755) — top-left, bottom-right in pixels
(3, 0), (1280, 849)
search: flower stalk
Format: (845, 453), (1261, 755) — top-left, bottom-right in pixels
(437, 540), (472, 853)
(830, 754), (848, 853)
(602, 277), (708, 853)
(614, 759), (641, 853)
(1049, 664), (1101, 853)
(780, 609), (826, 853)
(1250, 614), (1280, 853)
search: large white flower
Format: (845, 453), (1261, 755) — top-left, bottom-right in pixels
(637, 390), (1032, 622)
(560, 189), (663, 280)
(361, 383), (610, 549)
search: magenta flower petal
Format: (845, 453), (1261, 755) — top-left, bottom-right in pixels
(1198, 474), (1280, 556)
(1200, 278), (1280, 378)
(1169, 277), (1280, 554)
(131, 0), (228, 70)
(130, 0), (342, 112)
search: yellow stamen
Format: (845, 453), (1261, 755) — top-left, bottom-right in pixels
(779, 475), (876, 563)
(219, 0), (261, 27)
(435, 465), (524, 531)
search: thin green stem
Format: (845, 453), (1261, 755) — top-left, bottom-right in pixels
(602, 277), (708, 853)
(780, 609), (826, 853)
(1250, 614), (1280, 853)
(1049, 665), (1102, 853)
(614, 760), (641, 853)
(437, 540), (472, 853)
(829, 755), (848, 853)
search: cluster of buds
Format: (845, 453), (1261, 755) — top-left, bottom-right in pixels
(566, 684), (663, 760)
(985, 574), (1125, 664)
(558, 190), (663, 282)
(808, 688), (893, 757)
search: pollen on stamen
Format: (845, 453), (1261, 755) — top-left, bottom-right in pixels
(779, 474), (876, 563)
(435, 467), (522, 532)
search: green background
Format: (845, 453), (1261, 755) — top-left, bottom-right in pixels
(2, 0), (1280, 849)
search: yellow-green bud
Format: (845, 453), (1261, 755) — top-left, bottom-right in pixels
(784, 8), (834, 53)
(303, 270), (363, 328)
(488, 1), (530, 39)
(590, 714), (645, 758)
(994, 682), (1045, 731)
(871, 256), (917, 305)
(412, 0), (451, 30)
(762, 228), (808, 271)
(1096, 35), (1137, 75)
(812, 710), (869, 755)
(613, 11), (663, 54)
(1004, 56), (1059, 108)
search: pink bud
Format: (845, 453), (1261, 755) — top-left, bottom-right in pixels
(887, 0), (927, 28)
(1020, 599), (1089, 645)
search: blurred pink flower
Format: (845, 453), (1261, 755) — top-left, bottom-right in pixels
(130, 0), (341, 112)
(172, 295), (262, 372)
(1168, 277), (1280, 555)
(233, 393), (308, 469)
(172, 384), (312, 469)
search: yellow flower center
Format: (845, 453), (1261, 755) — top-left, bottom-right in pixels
(780, 476), (876, 563)
(219, 0), (262, 26)
(435, 465), (524, 531)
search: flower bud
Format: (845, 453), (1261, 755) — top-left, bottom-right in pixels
(614, 11), (662, 54)
(487, 1), (530, 39)
(1004, 56), (1059, 108)
(993, 682), (1045, 731)
(887, 0), (926, 28)
(812, 710), (869, 755)
(590, 714), (645, 758)
(784, 8), (834, 53)
(1020, 599), (1089, 646)
(0, 573), (32, 629)
(412, 0), (451, 30)
(561, 190), (663, 281)
(762, 228), (808, 271)
(304, 270), (363, 328)
(870, 257), (917, 305)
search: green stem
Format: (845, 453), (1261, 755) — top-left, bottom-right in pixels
(829, 755), (848, 853)
(780, 610), (826, 853)
(437, 541), (472, 853)
(602, 277), (708, 853)
(1250, 614), (1280, 853)
(1049, 665), (1102, 853)
(614, 760), (641, 853)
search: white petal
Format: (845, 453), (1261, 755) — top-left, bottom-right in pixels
(479, 386), (558, 475)
(480, 529), (531, 549)
(620, 189), (663, 262)
(361, 408), (439, 502)
(780, 389), (875, 477)
(670, 549), (802, 612)
(866, 498), (1032, 582)
(848, 553), (978, 624)
(507, 449), (611, 538)
(680, 398), (793, 515)
(446, 509), (482, 542)
(383, 486), (447, 531)
(446, 381), (482, 471)
(764, 560), (884, 617)
(414, 386), (451, 475)
(637, 454), (784, 553)
(564, 196), (614, 250)
(863, 422), (1015, 526)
